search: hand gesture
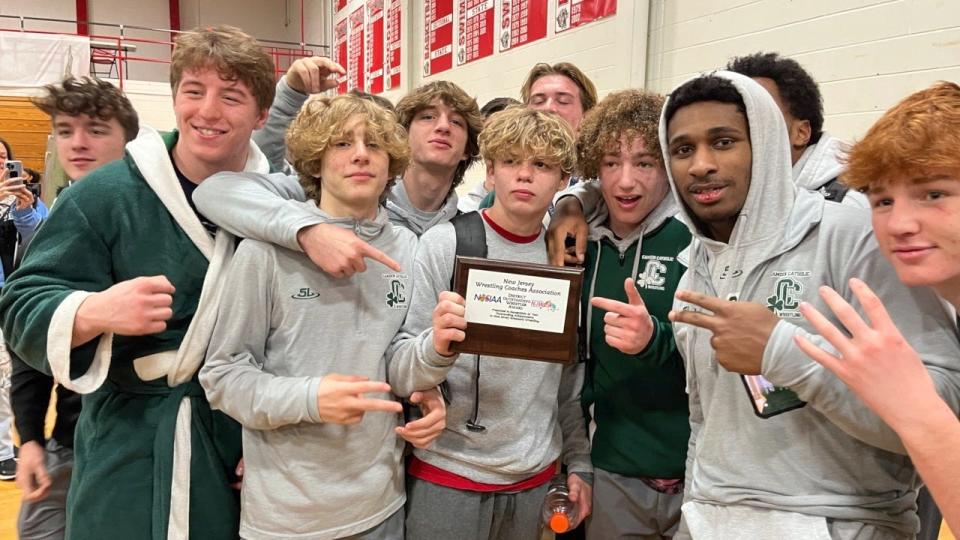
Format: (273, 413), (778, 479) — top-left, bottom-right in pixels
(590, 278), (654, 355)
(432, 291), (467, 356)
(397, 387), (447, 449)
(316, 374), (404, 424)
(794, 278), (938, 429)
(15, 441), (51, 503)
(546, 197), (588, 266)
(285, 56), (345, 94)
(78, 275), (175, 337)
(297, 223), (401, 278)
(669, 290), (780, 375)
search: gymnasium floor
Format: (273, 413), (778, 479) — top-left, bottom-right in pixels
(0, 479), (955, 540)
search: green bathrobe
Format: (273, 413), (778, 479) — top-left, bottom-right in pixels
(0, 129), (264, 539)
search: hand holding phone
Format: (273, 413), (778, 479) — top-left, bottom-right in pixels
(4, 160), (23, 182)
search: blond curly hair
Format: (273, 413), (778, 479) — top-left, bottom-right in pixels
(479, 107), (576, 175)
(286, 95), (409, 203)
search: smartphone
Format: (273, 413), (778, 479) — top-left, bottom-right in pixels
(5, 160), (23, 180)
(741, 374), (806, 418)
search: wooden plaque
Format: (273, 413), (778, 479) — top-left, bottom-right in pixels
(450, 256), (583, 363)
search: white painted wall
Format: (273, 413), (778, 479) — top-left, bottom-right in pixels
(646, 0), (960, 141)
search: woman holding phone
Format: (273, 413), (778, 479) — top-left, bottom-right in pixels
(0, 137), (48, 482)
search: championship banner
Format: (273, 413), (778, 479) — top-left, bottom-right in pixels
(386, 0), (402, 90)
(499, 0), (548, 52)
(336, 0), (349, 12)
(365, 0), (385, 93)
(554, 0), (616, 33)
(423, 0), (453, 77)
(334, 18), (348, 94)
(456, 0), (494, 66)
(348, 6), (365, 91)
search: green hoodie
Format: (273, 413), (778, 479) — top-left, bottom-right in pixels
(580, 187), (691, 479)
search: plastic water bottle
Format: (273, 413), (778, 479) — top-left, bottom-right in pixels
(541, 474), (576, 534)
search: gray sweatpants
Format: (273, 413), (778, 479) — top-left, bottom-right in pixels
(586, 468), (682, 539)
(405, 476), (551, 540)
(17, 439), (73, 540)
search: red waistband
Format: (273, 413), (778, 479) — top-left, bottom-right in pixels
(407, 455), (556, 493)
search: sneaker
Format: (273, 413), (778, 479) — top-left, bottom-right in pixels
(0, 458), (15, 481)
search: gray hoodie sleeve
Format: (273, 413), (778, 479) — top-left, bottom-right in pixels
(193, 171), (321, 252)
(557, 361), (593, 475)
(200, 240), (323, 429)
(762, 249), (960, 455)
(556, 180), (604, 222)
(386, 224), (460, 397)
(252, 77), (308, 173)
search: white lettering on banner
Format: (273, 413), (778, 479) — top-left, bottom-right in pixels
(431, 14), (453, 30)
(467, 1), (494, 18)
(430, 44), (452, 59)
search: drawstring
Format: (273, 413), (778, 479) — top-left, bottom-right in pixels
(465, 355), (485, 432)
(584, 239), (602, 362)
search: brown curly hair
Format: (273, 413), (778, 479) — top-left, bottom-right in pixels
(32, 76), (139, 142)
(576, 90), (665, 179)
(170, 26), (276, 112)
(286, 94), (409, 204)
(844, 81), (960, 191)
(480, 107), (576, 175)
(395, 80), (483, 189)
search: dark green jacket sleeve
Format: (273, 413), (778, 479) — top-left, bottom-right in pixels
(0, 192), (113, 376)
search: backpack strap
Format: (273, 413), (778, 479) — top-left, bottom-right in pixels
(451, 210), (488, 260)
(819, 177), (850, 203)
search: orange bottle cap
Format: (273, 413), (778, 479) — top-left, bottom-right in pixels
(549, 513), (570, 533)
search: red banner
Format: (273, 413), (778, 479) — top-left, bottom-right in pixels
(499, 0), (548, 52)
(348, 7), (365, 91)
(555, 0), (616, 33)
(456, 0), (494, 65)
(365, 0), (385, 93)
(336, 0), (348, 12)
(335, 18), (348, 94)
(423, 0), (453, 77)
(386, 0), (402, 90)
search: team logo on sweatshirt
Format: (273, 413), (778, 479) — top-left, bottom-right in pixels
(636, 256), (671, 290)
(384, 273), (409, 309)
(766, 272), (810, 318)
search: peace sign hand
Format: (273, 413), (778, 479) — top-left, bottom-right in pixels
(669, 290), (780, 375)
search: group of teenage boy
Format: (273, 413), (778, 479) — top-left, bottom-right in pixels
(0, 23), (958, 540)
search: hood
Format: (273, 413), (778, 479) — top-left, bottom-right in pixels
(302, 201), (392, 241)
(793, 133), (849, 191)
(659, 71), (796, 253)
(587, 188), (679, 250)
(385, 179), (459, 236)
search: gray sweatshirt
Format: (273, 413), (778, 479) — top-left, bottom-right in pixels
(793, 133), (869, 209)
(252, 77), (307, 174)
(200, 206), (417, 540)
(661, 72), (960, 536)
(386, 215), (593, 484)
(193, 171), (458, 243)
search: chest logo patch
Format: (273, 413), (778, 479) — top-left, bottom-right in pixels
(637, 259), (669, 291)
(384, 273), (409, 309)
(766, 271), (810, 318)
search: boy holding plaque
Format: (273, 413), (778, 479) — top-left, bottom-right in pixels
(200, 95), (445, 539)
(387, 107), (593, 540)
(575, 89), (691, 539)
